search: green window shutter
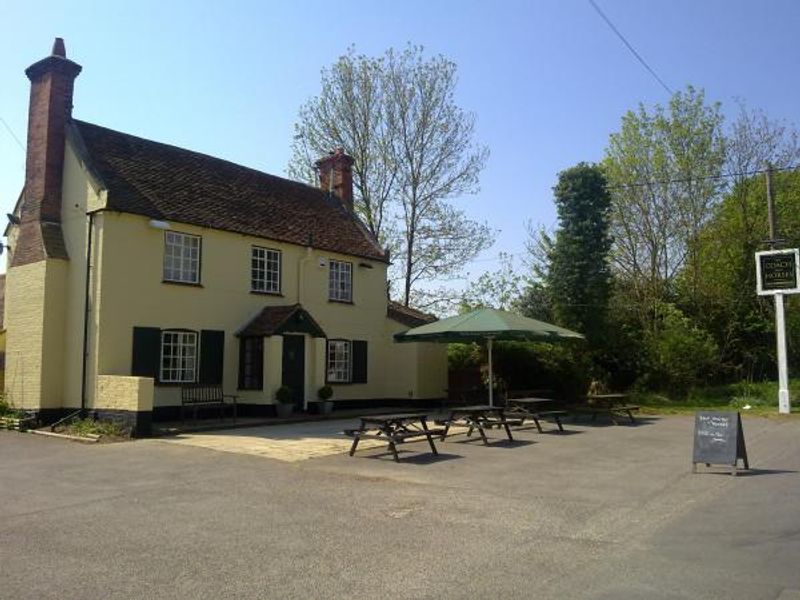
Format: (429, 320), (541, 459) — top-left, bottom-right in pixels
(131, 327), (161, 380)
(352, 340), (368, 384)
(200, 330), (225, 385)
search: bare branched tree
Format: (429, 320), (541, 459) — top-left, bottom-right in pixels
(288, 48), (396, 241)
(288, 45), (493, 307)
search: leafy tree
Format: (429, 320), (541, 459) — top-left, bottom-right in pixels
(461, 253), (528, 311)
(684, 170), (800, 380)
(603, 86), (725, 328)
(640, 302), (720, 395)
(288, 46), (493, 307)
(546, 163), (613, 344)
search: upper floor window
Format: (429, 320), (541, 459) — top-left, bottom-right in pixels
(251, 246), (281, 294)
(160, 330), (198, 383)
(328, 259), (353, 302)
(164, 231), (201, 284)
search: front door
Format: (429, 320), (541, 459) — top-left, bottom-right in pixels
(281, 335), (305, 409)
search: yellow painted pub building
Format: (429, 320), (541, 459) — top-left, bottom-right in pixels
(1, 40), (447, 435)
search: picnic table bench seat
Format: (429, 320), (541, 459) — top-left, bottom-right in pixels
(513, 409), (568, 433)
(344, 414), (443, 462)
(571, 400), (639, 425)
(180, 384), (238, 423)
(343, 427), (447, 442)
(504, 398), (568, 433)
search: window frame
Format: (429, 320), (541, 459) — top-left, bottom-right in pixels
(250, 246), (282, 295)
(163, 231), (202, 285)
(328, 259), (353, 303)
(238, 336), (264, 390)
(159, 329), (199, 384)
(326, 339), (352, 383)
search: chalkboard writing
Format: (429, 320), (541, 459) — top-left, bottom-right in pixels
(692, 411), (749, 475)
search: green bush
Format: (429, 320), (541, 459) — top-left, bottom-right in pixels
(449, 340), (592, 402)
(447, 343), (482, 370)
(275, 385), (293, 403)
(317, 385), (333, 401)
(639, 303), (719, 396)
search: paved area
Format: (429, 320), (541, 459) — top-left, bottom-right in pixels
(159, 418), (470, 461)
(2, 414), (799, 599)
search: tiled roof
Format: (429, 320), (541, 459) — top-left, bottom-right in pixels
(237, 304), (326, 338)
(72, 120), (387, 262)
(387, 300), (437, 328)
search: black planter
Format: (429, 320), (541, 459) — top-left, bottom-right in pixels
(274, 403), (293, 419)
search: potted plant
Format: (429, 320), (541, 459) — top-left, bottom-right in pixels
(274, 385), (294, 418)
(315, 385), (334, 415)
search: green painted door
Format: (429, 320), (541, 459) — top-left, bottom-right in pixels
(281, 335), (305, 408)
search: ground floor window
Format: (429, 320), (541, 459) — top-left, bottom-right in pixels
(160, 330), (198, 383)
(239, 336), (264, 390)
(327, 340), (351, 383)
(326, 339), (368, 384)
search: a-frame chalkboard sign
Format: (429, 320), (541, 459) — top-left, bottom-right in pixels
(692, 411), (749, 475)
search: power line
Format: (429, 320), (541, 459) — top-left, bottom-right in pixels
(0, 116), (25, 153)
(605, 164), (799, 191)
(588, 0), (673, 95)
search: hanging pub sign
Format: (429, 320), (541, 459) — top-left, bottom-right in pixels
(755, 249), (800, 295)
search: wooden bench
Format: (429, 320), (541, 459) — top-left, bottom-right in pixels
(180, 384), (238, 423)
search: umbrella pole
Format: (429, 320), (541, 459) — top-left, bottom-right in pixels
(488, 337), (494, 407)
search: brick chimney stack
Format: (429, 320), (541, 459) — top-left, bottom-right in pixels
(315, 148), (354, 212)
(13, 38), (82, 266)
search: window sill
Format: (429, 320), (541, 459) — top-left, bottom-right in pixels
(162, 280), (203, 288)
(250, 290), (284, 297)
(328, 299), (354, 305)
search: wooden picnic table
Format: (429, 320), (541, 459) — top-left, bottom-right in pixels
(439, 405), (515, 444)
(504, 397), (567, 433)
(344, 413), (444, 462)
(580, 393), (640, 425)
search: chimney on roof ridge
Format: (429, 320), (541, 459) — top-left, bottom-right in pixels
(12, 38), (82, 266)
(315, 148), (354, 212)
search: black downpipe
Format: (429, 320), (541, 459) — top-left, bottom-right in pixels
(80, 211), (96, 414)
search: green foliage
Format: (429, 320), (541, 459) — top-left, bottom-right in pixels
(63, 418), (127, 438)
(0, 397), (24, 418)
(547, 163), (613, 344)
(461, 253), (528, 311)
(682, 170), (800, 380)
(632, 378), (800, 413)
(448, 340), (592, 402)
(638, 303), (719, 395)
(447, 342), (482, 370)
(275, 385), (293, 404)
(317, 385), (333, 401)
(515, 281), (554, 323)
(496, 341), (591, 402)
(604, 86), (725, 331)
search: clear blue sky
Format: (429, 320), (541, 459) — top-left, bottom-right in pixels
(1, 0), (798, 282)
